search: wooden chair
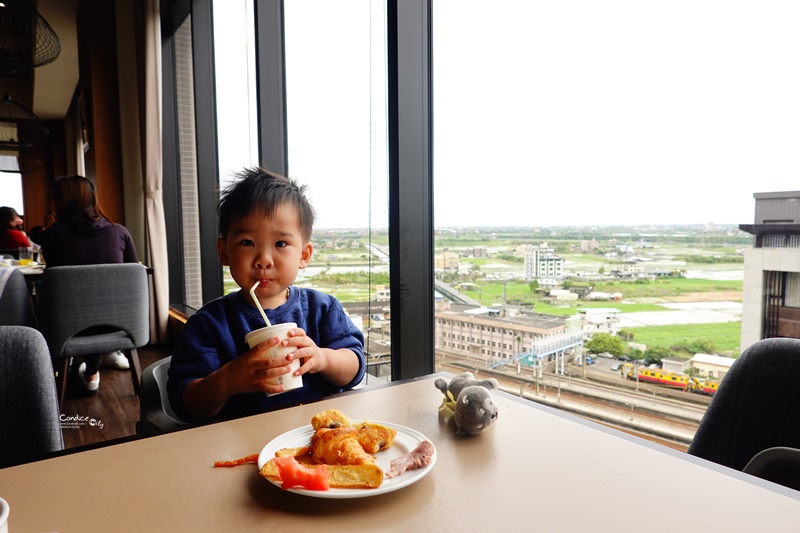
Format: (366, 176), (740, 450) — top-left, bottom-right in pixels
(38, 263), (149, 409)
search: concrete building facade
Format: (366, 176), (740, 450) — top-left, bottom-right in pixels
(739, 191), (800, 351)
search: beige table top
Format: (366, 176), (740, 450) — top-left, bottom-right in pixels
(1, 374), (798, 532)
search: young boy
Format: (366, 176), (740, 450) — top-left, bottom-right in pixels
(167, 168), (365, 421)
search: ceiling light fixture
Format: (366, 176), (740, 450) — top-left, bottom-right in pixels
(0, 92), (48, 173)
(0, 0), (61, 74)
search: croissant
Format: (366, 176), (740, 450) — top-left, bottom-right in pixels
(311, 408), (353, 431)
(356, 422), (397, 454)
(310, 427), (375, 465)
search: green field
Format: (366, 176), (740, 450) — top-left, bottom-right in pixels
(624, 322), (742, 356)
(592, 277), (742, 299)
(533, 301), (668, 315)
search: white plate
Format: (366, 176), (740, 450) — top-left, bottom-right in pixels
(257, 420), (436, 499)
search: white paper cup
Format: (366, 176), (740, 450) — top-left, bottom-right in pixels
(245, 322), (303, 394)
(0, 496), (9, 533)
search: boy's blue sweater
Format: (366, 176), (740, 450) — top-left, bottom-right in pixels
(167, 287), (365, 421)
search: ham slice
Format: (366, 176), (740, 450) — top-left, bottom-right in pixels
(386, 440), (435, 479)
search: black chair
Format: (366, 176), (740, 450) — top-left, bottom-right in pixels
(688, 337), (800, 489)
(0, 267), (37, 327)
(742, 447), (800, 491)
(0, 326), (63, 467)
(38, 263), (150, 409)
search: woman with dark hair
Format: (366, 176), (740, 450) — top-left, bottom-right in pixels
(36, 175), (139, 394)
(0, 206), (31, 249)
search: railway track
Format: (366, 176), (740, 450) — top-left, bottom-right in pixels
(436, 354), (705, 452)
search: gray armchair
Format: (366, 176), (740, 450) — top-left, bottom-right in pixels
(38, 263), (150, 409)
(0, 326), (63, 467)
(0, 267), (37, 327)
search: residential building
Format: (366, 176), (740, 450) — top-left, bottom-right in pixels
(471, 246), (488, 258)
(435, 248), (460, 270)
(577, 308), (622, 339)
(580, 239), (599, 253)
(374, 285), (391, 302)
(435, 303), (569, 365)
(688, 353), (735, 381)
(615, 262), (644, 274)
(739, 191), (800, 350)
(524, 245), (563, 281)
(662, 357), (689, 374)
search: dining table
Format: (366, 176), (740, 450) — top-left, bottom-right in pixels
(0, 373), (798, 531)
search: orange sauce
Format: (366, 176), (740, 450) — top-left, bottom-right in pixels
(213, 453), (259, 467)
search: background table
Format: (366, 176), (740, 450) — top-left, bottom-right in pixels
(0, 374), (798, 531)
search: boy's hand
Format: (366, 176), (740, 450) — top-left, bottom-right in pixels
(282, 328), (359, 387)
(281, 327), (329, 375)
(218, 336), (296, 395)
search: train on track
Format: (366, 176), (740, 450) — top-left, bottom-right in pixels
(621, 363), (718, 396)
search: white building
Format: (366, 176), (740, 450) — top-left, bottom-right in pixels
(577, 308), (621, 339)
(615, 262), (644, 274)
(689, 353), (735, 381)
(524, 245), (563, 281)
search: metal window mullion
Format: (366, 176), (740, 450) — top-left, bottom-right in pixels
(254, 0), (288, 176)
(388, 0), (434, 380)
(192, 0), (223, 303)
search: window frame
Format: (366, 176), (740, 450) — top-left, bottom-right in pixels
(162, 0), (435, 380)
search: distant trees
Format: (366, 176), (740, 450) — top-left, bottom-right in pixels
(314, 272), (390, 286)
(496, 253), (523, 263)
(671, 339), (717, 356)
(528, 280), (539, 293)
(678, 255), (744, 264)
(643, 346), (671, 365)
(585, 333), (625, 356)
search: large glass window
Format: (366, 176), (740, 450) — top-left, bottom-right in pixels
(0, 173), (24, 216)
(282, 1), (391, 382)
(432, 0), (800, 449)
(213, 0), (259, 297)
(213, 1), (259, 183)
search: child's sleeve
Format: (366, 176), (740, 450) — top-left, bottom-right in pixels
(319, 300), (366, 390)
(166, 313), (228, 421)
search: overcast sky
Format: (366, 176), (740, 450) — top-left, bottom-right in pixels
(432, 1), (800, 228)
(278, 1), (800, 229)
(5, 1), (799, 230)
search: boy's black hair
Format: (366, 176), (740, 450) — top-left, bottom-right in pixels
(217, 167), (315, 241)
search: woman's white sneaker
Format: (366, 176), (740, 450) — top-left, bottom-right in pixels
(77, 362), (100, 393)
(104, 351), (130, 370)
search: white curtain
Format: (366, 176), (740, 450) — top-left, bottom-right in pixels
(137, 0), (169, 343)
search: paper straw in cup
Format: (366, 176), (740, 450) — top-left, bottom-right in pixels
(250, 281), (271, 327)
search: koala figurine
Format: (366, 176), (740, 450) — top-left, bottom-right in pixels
(435, 372), (499, 436)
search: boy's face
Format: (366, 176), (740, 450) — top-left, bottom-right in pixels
(217, 202), (313, 310)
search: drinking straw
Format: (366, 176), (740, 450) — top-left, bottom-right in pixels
(250, 281), (271, 327)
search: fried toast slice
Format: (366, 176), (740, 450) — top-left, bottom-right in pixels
(260, 460), (384, 489)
